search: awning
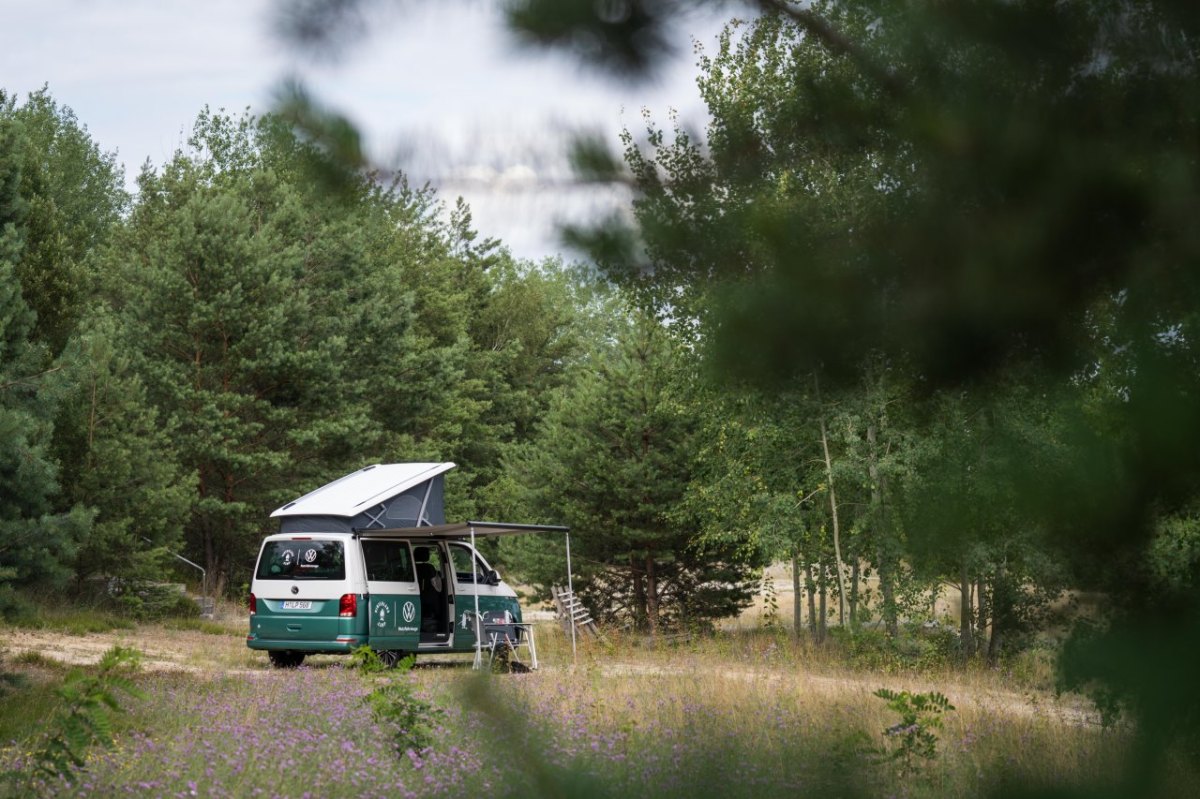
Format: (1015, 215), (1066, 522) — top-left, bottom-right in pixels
(355, 521), (569, 539)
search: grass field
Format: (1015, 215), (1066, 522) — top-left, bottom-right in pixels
(0, 613), (1194, 798)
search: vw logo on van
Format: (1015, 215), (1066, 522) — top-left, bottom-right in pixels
(402, 601), (416, 623)
(291, 585), (299, 595)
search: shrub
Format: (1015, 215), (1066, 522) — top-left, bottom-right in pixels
(112, 581), (199, 620)
(349, 644), (389, 674)
(360, 656), (445, 754)
(0, 585), (37, 624)
(873, 688), (955, 774)
(162, 617), (231, 636)
(826, 625), (964, 673)
(2, 646), (144, 791)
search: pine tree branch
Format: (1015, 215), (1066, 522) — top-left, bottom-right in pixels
(0, 365), (62, 392)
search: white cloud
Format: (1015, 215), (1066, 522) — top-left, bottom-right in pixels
(2, 0), (736, 260)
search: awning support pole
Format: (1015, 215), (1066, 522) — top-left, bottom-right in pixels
(566, 531), (576, 665)
(471, 525), (483, 670)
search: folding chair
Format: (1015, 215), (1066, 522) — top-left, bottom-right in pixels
(478, 610), (537, 672)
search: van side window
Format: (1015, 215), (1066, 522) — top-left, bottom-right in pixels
(362, 540), (414, 582)
(256, 540), (345, 580)
(449, 545), (490, 584)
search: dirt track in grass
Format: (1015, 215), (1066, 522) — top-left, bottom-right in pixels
(1, 625), (259, 675)
(0, 624), (1102, 728)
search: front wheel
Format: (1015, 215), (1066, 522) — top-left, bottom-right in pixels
(378, 650), (413, 669)
(268, 651), (305, 669)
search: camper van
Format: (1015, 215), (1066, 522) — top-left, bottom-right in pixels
(247, 463), (563, 668)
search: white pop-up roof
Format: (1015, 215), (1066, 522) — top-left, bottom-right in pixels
(271, 463), (455, 532)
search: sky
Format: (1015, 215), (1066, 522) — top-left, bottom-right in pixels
(2, 0), (737, 261)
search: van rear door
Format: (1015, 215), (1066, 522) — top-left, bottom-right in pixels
(251, 537), (353, 643)
(361, 538), (420, 653)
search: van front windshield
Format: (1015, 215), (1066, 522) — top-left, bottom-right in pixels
(256, 540), (345, 580)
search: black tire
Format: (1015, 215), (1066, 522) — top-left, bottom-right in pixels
(268, 651), (305, 669)
(378, 650), (413, 668)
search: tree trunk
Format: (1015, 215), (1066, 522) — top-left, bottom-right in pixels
(221, 467), (236, 599)
(819, 409), (847, 628)
(867, 423), (899, 637)
(203, 529), (215, 597)
(806, 562), (818, 638)
(791, 550), (802, 638)
(877, 558), (899, 637)
(198, 468), (213, 594)
(987, 562), (1008, 666)
(959, 562), (974, 659)
(645, 555), (659, 637)
(849, 560), (860, 629)
(814, 374), (847, 628)
(630, 554), (647, 631)
(213, 565), (228, 599)
(818, 559), (828, 644)
(977, 578), (990, 656)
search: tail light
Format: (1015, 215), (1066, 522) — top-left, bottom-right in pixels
(339, 594), (357, 617)
(248, 593), (257, 615)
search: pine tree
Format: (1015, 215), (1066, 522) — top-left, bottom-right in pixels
(508, 306), (756, 632)
(0, 95), (89, 614)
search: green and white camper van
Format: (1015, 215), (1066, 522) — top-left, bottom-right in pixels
(247, 463), (565, 668)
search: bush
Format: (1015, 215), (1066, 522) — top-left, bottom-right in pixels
(0, 585), (37, 624)
(873, 688), (956, 774)
(1, 646), (144, 791)
(826, 625), (963, 672)
(113, 582), (199, 621)
(356, 653), (445, 755)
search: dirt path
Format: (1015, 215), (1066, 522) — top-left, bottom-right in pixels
(599, 661), (1101, 726)
(1, 625), (256, 676)
(2, 626), (1101, 727)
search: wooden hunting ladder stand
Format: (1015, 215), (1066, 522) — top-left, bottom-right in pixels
(551, 585), (600, 640)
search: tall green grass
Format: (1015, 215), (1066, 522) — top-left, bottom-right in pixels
(5, 605), (135, 635)
(1, 589), (211, 635)
(0, 650), (78, 747)
(160, 617), (236, 636)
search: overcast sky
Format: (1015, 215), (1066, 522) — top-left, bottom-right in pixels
(2, 0), (737, 261)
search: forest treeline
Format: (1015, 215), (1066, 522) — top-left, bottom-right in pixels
(0, 86), (1078, 657)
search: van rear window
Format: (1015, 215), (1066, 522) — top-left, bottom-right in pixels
(256, 540), (345, 580)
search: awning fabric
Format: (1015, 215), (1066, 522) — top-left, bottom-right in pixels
(356, 521), (569, 539)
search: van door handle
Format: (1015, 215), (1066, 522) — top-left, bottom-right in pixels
(287, 624), (301, 631)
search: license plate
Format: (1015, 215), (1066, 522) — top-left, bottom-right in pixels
(281, 600), (311, 610)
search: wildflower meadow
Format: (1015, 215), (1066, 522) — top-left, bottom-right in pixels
(2, 624), (1170, 799)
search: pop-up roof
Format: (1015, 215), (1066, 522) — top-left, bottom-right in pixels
(271, 463), (454, 534)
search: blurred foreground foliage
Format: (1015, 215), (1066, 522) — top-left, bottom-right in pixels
(272, 0), (1200, 795)
(530, 2), (1200, 796)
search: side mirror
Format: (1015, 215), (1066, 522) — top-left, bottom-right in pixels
(486, 569), (501, 586)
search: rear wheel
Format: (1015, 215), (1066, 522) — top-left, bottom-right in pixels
(268, 651), (306, 669)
